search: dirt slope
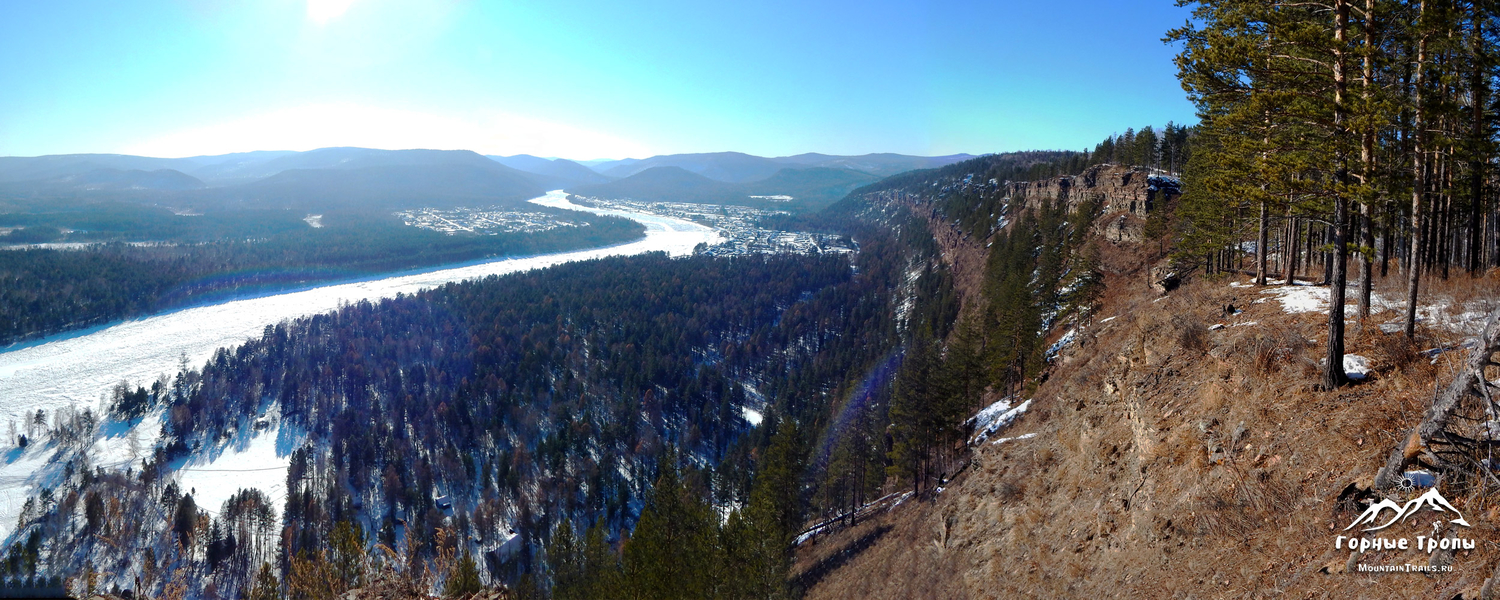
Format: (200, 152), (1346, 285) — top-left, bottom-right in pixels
(796, 217), (1500, 599)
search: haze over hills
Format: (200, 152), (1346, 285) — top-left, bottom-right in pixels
(570, 166), (737, 203)
(743, 166), (878, 200)
(568, 164), (878, 209)
(206, 163), (547, 211)
(772, 152), (978, 177)
(64, 168), (207, 191)
(0, 154), (204, 183)
(586, 151), (976, 181)
(597, 151), (787, 183)
(488, 154), (614, 188)
(219, 147), (508, 182)
(0, 146), (967, 215)
(179, 150), (299, 184)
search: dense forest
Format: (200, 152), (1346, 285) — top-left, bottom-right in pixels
(0, 201), (313, 244)
(0, 208), (643, 346)
(1170, 0), (1500, 388)
(8, 186), (954, 599)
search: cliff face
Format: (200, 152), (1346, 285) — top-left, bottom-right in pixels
(847, 162), (1174, 316)
(1004, 164), (1162, 218)
(1004, 164), (1177, 244)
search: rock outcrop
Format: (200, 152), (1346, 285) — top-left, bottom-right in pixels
(1003, 164), (1174, 218)
(1004, 164), (1179, 243)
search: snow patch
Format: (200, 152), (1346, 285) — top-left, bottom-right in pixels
(1317, 354), (1374, 381)
(967, 398), (1032, 445)
(1045, 329), (1077, 362)
(177, 421), (306, 514)
(990, 432), (1038, 446)
(1263, 284), (1327, 314)
(1343, 354), (1372, 380)
(741, 406), (763, 426)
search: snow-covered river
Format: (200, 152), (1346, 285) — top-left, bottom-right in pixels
(0, 191), (718, 420)
(0, 191), (720, 535)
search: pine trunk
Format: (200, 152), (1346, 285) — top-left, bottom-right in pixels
(1405, 15), (1427, 340)
(1324, 0), (1350, 390)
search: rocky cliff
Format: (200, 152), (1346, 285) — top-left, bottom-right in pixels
(1004, 163), (1178, 244)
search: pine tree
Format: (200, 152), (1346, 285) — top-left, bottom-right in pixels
(173, 494), (197, 553)
(328, 520), (365, 592)
(245, 562), (280, 600)
(621, 462), (722, 599)
(443, 548), (481, 598)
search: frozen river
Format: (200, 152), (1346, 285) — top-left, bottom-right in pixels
(0, 190), (720, 436)
(0, 190), (719, 537)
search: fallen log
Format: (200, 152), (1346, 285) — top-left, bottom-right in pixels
(1374, 306), (1500, 491)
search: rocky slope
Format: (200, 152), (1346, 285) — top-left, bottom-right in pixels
(798, 163), (1500, 599)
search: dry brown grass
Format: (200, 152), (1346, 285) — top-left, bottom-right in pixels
(800, 248), (1500, 599)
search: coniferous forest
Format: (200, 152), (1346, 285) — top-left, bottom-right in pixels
(1170, 0), (1500, 388)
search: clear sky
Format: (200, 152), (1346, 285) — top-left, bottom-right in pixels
(0, 0), (1197, 160)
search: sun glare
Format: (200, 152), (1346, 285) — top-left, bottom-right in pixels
(306, 0), (359, 25)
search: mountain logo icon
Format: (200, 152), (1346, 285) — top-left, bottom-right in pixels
(1343, 488), (1471, 532)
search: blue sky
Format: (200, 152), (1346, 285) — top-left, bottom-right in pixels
(0, 0), (1197, 160)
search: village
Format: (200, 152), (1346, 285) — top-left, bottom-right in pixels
(567, 195), (857, 257)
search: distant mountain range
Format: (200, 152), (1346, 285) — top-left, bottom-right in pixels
(585, 151), (975, 181)
(0, 147), (973, 213)
(487, 154), (613, 188)
(211, 162), (545, 211)
(567, 165), (878, 209)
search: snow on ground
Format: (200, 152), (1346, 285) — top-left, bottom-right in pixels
(793, 490), (911, 546)
(740, 382), (767, 426)
(1045, 329), (1078, 362)
(1249, 280), (1496, 335)
(1261, 282), (1329, 314)
(92, 412), (163, 470)
(0, 442), (59, 540)
(177, 421), (306, 515)
(1343, 354), (1372, 380)
(990, 432), (1038, 446)
(0, 411), (163, 540)
(967, 398), (1032, 445)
